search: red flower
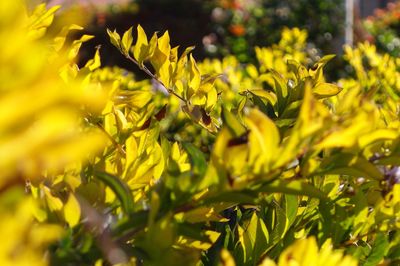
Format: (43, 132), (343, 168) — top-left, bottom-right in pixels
(229, 24), (246, 36)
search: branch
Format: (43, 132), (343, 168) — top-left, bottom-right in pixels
(124, 54), (186, 102)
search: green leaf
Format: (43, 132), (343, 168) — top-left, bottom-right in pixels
(249, 89), (277, 106)
(247, 212), (269, 262)
(375, 155), (400, 166)
(268, 69), (288, 115)
(270, 200), (289, 245)
(121, 26), (133, 55)
(113, 211), (148, 237)
(182, 142), (207, 177)
(203, 191), (258, 205)
(256, 180), (327, 199)
(315, 153), (383, 180)
(175, 204), (230, 223)
(94, 171), (134, 214)
(222, 107), (246, 137)
(364, 233), (389, 266)
(284, 194), (298, 226)
(249, 91), (276, 119)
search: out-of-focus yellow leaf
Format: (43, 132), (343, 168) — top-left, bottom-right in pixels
(85, 46), (101, 71)
(220, 249), (236, 266)
(277, 237), (357, 266)
(358, 129), (398, 148)
(27, 4), (60, 40)
(0, 194), (63, 266)
(68, 34), (94, 60)
(175, 206), (229, 223)
(53, 24), (83, 52)
(313, 82), (342, 98)
(43, 186), (63, 212)
(63, 193), (81, 227)
(177, 230), (220, 251)
(250, 89), (277, 106)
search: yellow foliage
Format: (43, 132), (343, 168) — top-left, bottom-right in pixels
(0, 1), (106, 185)
(0, 192), (62, 266)
(261, 237), (358, 266)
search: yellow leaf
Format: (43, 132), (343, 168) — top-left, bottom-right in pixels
(107, 28), (121, 50)
(27, 4), (60, 40)
(190, 92), (207, 106)
(259, 258), (277, 266)
(246, 64), (258, 79)
(43, 186), (63, 212)
(157, 30), (171, 58)
(250, 89), (277, 106)
(121, 26), (133, 55)
(68, 34), (95, 60)
(245, 109), (280, 172)
(85, 46), (101, 71)
(53, 24), (83, 52)
(114, 109), (128, 131)
(175, 206), (229, 223)
(188, 54), (201, 91)
(64, 193), (81, 227)
(176, 230), (221, 251)
(206, 88), (218, 110)
(124, 135), (138, 175)
(170, 46), (179, 63)
(220, 249), (236, 266)
(317, 113), (370, 149)
(133, 25), (148, 65)
(358, 129), (398, 148)
(147, 32), (158, 59)
(313, 82), (342, 98)
(150, 31), (171, 85)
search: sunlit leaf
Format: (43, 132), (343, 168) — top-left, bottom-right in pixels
(121, 26), (133, 56)
(63, 193), (81, 227)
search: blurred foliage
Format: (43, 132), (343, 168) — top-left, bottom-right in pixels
(363, 1), (400, 57)
(205, 0), (344, 62)
(2, 1), (400, 266)
(0, 1), (106, 265)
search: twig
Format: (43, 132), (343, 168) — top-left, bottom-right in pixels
(124, 54), (186, 102)
(95, 122), (126, 155)
(77, 195), (129, 265)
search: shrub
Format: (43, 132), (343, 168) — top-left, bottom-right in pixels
(363, 2), (400, 57)
(206, 0), (344, 62)
(2, 1), (400, 266)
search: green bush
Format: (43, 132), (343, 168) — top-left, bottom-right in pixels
(363, 2), (400, 57)
(205, 0), (344, 62)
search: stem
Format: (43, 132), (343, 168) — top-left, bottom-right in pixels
(124, 54), (186, 102)
(95, 122), (126, 155)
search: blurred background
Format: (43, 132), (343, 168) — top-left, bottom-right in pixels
(39, 0), (400, 76)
